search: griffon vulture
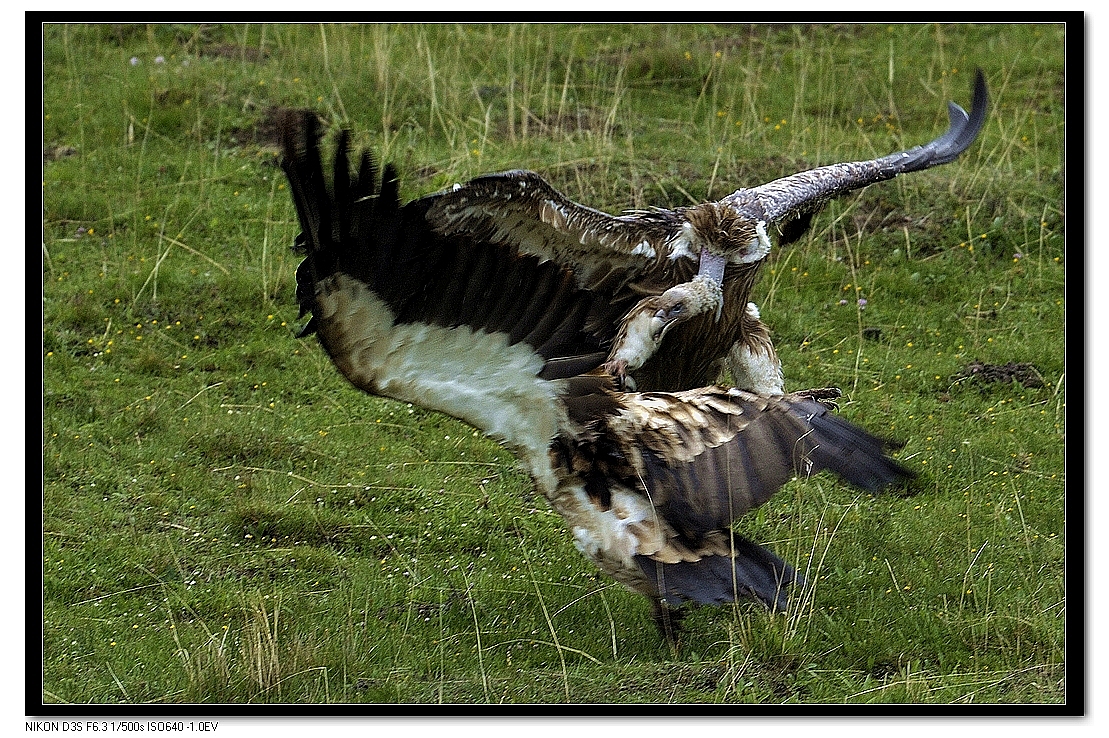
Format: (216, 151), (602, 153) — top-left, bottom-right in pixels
(418, 70), (987, 393)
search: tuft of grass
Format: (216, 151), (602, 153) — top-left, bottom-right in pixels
(41, 22), (1067, 705)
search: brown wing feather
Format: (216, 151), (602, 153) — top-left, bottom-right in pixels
(422, 170), (686, 289)
(616, 388), (910, 602)
(279, 111), (619, 381)
(555, 384), (914, 612)
(619, 387), (913, 533)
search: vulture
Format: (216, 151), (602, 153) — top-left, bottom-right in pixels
(393, 69), (985, 394)
(277, 108), (921, 640)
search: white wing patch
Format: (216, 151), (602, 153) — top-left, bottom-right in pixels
(313, 274), (566, 476)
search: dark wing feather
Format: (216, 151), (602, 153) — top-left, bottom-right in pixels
(623, 388), (913, 531)
(635, 535), (798, 609)
(422, 170), (687, 291)
(278, 111), (615, 380)
(598, 387), (913, 609)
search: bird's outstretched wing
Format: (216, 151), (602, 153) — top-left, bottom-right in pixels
(621, 386), (908, 523)
(723, 69), (989, 225)
(422, 170), (691, 295)
(561, 382), (913, 610)
(424, 70), (988, 279)
(280, 109), (625, 380)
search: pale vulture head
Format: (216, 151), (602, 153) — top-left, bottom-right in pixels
(604, 275), (724, 388)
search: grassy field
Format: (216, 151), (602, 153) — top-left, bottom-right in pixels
(40, 23), (1067, 705)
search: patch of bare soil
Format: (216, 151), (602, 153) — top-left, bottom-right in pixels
(955, 361), (1045, 389)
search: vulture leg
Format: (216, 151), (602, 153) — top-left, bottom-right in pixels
(650, 597), (687, 646)
(723, 302), (784, 395)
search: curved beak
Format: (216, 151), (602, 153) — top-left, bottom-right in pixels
(651, 303), (686, 341)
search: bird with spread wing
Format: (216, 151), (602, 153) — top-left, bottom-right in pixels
(412, 70), (987, 394)
(276, 106), (924, 640)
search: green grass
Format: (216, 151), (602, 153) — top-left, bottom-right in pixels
(40, 23), (1067, 705)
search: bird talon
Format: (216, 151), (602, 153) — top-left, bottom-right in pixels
(789, 386), (842, 410)
(603, 359), (637, 392)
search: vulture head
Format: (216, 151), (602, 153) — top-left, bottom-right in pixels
(680, 201), (769, 265)
(604, 274), (723, 389)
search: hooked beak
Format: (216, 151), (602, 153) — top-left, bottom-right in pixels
(650, 302), (686, 341)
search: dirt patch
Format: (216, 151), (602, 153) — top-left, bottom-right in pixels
(43, 144), (78, 163)
(219, 106), (293, 152)
(955, 361), (1045, 389)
